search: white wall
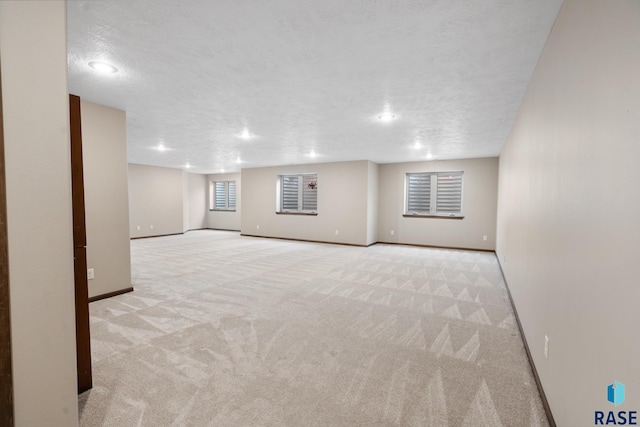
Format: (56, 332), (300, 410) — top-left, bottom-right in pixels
(81, 100), (131, 298)
(241, 160), (371, 245)
(366, 161), (379, 245)
(129, 165), (207, 237)
(496, 1), (640, 425)
(207, 172), (241, 231)
(128, 164), (183, 238)
(0, 1), (79, 425)
(130, 159), (495, 250)
(378, 157), (498, 250)
(187, 172), (207, 230)
(182, 171), (189, 232)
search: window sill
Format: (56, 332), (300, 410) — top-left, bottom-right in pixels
(276, 211), (318, 216)
(403, 214), (464, 220)
(210, 209), (237, 212)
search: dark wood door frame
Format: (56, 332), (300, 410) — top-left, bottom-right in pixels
(0, 60), (15, 427)
(69, 94), (92, 393)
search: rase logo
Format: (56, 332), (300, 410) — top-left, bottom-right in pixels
(595, 381), (637, 425)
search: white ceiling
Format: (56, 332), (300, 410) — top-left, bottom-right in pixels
(67, 0), (562, 174)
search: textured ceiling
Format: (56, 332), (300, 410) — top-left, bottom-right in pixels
(67, 0), (562, 174)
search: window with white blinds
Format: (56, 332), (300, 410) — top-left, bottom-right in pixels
(210, 180), (236, 210)
(406, 173), (431, 214)
(279, 174), (317, 213)
(405, 171), (463, 217)
(436, 172), (462, 214)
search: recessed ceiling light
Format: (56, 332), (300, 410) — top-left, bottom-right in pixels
(238, 128), (253, 140)
(156, 144), (167, 152)
(376, 104), (398, 123)
(184, 163), (192, 169)
(377, 112), (397, 123)
(309, 150), (317, 158)
(220, 168), (225, 173)
(426, 153), (434, 160)
(236, 156), (242, 164)
(413, 142), (422, 149)
(88, 61), (118, 74)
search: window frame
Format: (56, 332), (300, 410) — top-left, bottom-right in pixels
(210, 180), (236, 211)
(277, 173), (318, 215)
(404, 171), (464, 219)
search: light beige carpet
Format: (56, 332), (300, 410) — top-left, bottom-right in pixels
(79, 230), (548, 426)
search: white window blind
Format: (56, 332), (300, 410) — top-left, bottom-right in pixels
(228, 181), (236, 209)
(406, 173), (431, 214)
(280, 174), (317, 213)
(211, 180), (236, 210)
(436, 172), (462, 214)
(282, 176), (300, 211)
(214, 182), (226, 209)
(405, 171), (463, 216)
(302, 175), (317, 211)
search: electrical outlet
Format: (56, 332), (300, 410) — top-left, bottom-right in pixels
(544, 335), (549, 360)
(87, 268), (95, 280)
(256, 225), (260, 230)
(149, 224), (154, 230)
(136, 225), (141, 231)
(390, 230), (395, 236)
(483, 235), (488, 241)
(335, 230), (339, 235)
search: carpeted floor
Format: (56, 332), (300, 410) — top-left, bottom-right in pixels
(79, 230), (548, 426)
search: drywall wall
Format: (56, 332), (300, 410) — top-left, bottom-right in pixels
(0, 1), (79, 425)
(81, 100), (131, 298)
(241, 160), (370, 245)
(366, 161), (379, 245)
(187, 172), (207, 230)
(496, 1), (640, 425)
(182, 171), (189, 232)
(129, 166), (206, 237)
(128, 164), (183, 238)
(207, 172), (241, 231)
(378, 157), (498, 250)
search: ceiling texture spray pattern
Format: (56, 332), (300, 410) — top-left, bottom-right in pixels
(67, 0), (562, 173)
